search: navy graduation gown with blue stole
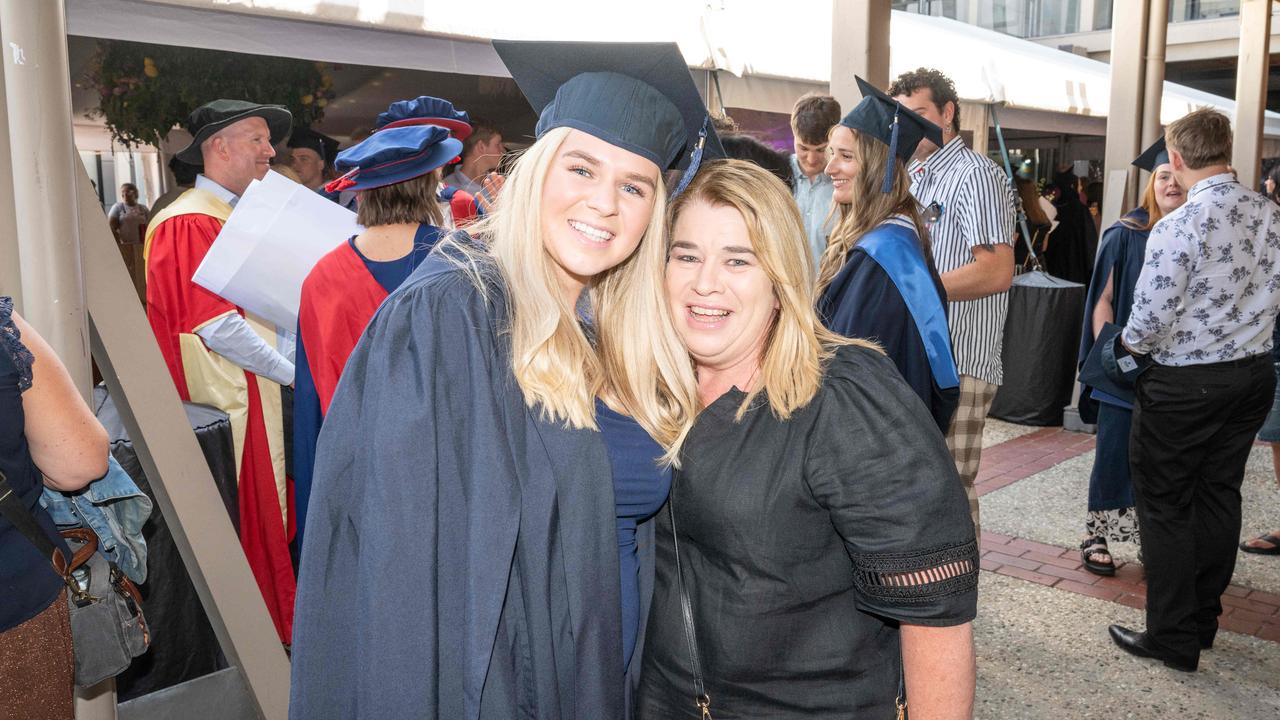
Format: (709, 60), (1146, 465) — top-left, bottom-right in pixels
(818, 220), (960, 430)
(289, 236), (655, 719)
(1077, 209), (1150, 423)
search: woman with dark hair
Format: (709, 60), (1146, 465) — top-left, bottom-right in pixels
(1077, 138), (1185, 575)
(720, 134), (793, 189)
(815, 78), (960, 430)
(1042, 167), (1098, 285)
(0, 299), (109, 719)
(1264, 163), (1280, 204)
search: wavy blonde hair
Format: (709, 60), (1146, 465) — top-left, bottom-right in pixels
(817, 128), (931, 293)
(442, 127), (697, 461)
(669, 159), (872, 421)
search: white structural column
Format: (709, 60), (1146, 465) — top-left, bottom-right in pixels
(0, 0), (90, 393)
(1233, 0), (1273, 190)
(1100, 0), (1150, 231)
(0, 40), (20, 308)
(1141, 0), (1169, 150)
(831, 0), (891, 111)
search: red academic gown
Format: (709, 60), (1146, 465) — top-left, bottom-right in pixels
(144, 188), (296, 643)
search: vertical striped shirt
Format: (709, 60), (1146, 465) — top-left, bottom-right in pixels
(908, 138), (1017, 386)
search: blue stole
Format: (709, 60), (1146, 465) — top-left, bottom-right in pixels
(858, 223), (960, 389)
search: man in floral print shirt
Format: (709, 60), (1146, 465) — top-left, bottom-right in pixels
(1109, 108), (1280, 673)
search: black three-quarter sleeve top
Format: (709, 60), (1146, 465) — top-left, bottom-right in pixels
(636, 344), (978, 719)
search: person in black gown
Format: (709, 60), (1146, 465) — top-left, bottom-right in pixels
(636, 159), (978, 719)
(290, 42), (709, 719)
(1077, 137), (1185, 575)
(816, 76), (960, 430)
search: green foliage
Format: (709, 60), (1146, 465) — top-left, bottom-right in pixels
(86, 40), (335, 148)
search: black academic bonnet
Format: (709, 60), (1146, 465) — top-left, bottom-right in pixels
(176, 99), (293, 165)
(1133, 136), (1169, 171)
(840, 76), (944, 193)
(491, 40), (724, 196)
(287, 126), (340, 166)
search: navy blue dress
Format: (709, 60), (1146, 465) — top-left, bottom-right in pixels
(0, 297), (72, 633)
(596, 400), (671, 674)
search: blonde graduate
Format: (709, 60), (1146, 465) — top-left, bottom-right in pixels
(442, 125), (698, 459)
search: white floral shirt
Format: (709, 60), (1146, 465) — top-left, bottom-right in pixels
(1122, 173), (1280, 365)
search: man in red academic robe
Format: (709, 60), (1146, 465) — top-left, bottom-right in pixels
(144, 99), (297, 643)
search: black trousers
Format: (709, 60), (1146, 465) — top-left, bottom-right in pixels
(1129, 354), (1274, 664)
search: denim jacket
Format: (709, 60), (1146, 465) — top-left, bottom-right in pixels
(40, 454), (151, 583)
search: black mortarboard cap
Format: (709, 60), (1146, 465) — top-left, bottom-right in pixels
(491, 40), (723, 195)
(1132, 136), (1169, 171)
(287, 126), (340, 166)
(840, 77), (944, 193)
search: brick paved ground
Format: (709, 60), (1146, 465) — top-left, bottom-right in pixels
(974, 426), (1280, 645)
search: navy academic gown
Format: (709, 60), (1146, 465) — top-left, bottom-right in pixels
(1076, 209), (1149, 424)
(818, 221), (960, 431)
(289, 237), (653, 719)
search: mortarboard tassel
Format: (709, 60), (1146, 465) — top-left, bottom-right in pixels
(882, 109), (900, 194)
(324, 168), (360, 193)
(671, 117), (711, 199)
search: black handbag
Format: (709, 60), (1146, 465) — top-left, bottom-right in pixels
(0, 470), (150, 687)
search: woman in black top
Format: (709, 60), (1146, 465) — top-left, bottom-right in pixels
(0, 297), (109, 719)
(636, 161), (978, 719)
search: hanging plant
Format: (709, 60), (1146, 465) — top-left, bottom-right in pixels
(85, 40), (336, 149)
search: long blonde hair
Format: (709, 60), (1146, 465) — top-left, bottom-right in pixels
(817, 129), (931, 293)
(441, 127), (697, 460)
(669, 159), (871, 421)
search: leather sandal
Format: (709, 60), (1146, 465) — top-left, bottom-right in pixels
(1240, 533), (1280, 556)
(1081, 536), (1116, 576)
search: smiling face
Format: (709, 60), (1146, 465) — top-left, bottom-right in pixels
(289, 146), (325, 188)
(204, 116), (276, 196)
(539, 129), (660, 303)
(666, 200), (778, 374)
(1151, 163), (1185, 215)
(824, 125), (860, 204)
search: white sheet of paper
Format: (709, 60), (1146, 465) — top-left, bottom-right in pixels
(193, 170), (360, 329)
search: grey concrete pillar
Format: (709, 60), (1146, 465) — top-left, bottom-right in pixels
(0, 0), (89, 395)
(1233, 0), (1273, 190)
(831, 0), (891, 111)
(1100, 0), (1150, 232)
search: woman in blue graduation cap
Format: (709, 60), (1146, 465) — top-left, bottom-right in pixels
(288, 41), (710, 719)
(291, 124), (460, 557)
(815, 77), (960, 430)
(1075, 137), (1185, 575)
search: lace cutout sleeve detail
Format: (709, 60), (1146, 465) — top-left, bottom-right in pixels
(0, 296), (35, 392)
(852, 539), (980, 605)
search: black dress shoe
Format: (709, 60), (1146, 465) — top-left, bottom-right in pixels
(1108, 625), (1198, 672)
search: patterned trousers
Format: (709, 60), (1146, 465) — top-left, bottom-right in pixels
(945, 374), (997, 535)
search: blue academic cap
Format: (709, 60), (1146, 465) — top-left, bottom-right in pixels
(1132, 136), (1169, 171)
(376, 96), (473, 140)
(840, 77), (944, 193)
(491, 40), (723, 195)
(326, 125), (463, 193)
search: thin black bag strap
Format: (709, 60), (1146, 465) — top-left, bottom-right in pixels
(0, 470), (63, 566)
(667, 475), (712, 719)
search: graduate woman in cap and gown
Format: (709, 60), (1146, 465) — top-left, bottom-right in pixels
(289, 41), (714, 719)
(1076, 137), (1185, 575)
(291, 124), (461, 555)
(373, 96), (487, 228)
(816, 77), (960, 430)
(636, 159), (978, 719)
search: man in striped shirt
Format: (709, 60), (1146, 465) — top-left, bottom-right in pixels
(891, 68), (1017, 533)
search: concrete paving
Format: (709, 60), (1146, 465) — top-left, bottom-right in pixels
(980, 442), (1280, 595)
(975, 571), (1280, 719)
